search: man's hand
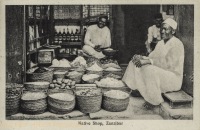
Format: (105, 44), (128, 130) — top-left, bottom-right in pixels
(94, 45), (101, 52)
(131, 55), (151, 68)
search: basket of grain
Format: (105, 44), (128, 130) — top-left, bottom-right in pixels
(53, 71), (68, 79)
(48, 92), (75, 114)
(95, 77), (131, 93)
(24, 82), (50, 91)
(86, 62), (103, 76)
(26, 67), (53, 82)
(82, 74), (100, 84)
(102, 90), (130, 112)
(75, 88), (102, 113)
(6, 84), (22, 116)
(65, 71), (83, 83)
(20, 92), (47, 115)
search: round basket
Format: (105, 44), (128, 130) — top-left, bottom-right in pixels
(24, 82), (50, 91)
(6, 87), (22, 116)
(53, 71), (68, 79)
(66, 74), (83, 84)
(20, 92), (47, 115)
(98, 86), (132, 94)
(102, 94), (130, 112)
(82, 74), (101, 84)
(26, 70), (53, 82)
(47, 92), (75, 114)
(102, 49), (118, 56)
(103, 70), (123, 77)
(50, 67), (71, 72)
(86, 70), (103, 76)
(75, 89), (102, 113)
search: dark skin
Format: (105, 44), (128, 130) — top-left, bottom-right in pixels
(132, 23), (175, 68)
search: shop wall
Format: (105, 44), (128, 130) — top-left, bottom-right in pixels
(174, 5), (194, 96)
(112, 5), (160, 64)
(6, 6), (25, 84)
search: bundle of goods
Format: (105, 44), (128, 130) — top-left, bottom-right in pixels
(24, 82), (50, 91)
(50, 58), (71, 71)
(66, 71), (83, 83)
(100, 58), (118, 65)
(82, 74), (100, 84)
(102, 62), (121, 69)
(75, 88), (102, 113)
(53, 71), (68, 79)
(48, 92), (75, 114)
(6, 84), (22, 116)
(102, 90), (130, 112)
(86, 62), (103, 76)
(102, 48), (118, 57)
(51, 58), (71, 68)
(95, 77), (130, 93)
(26, 67), (53, 82)
(20, 92), (47, 114)
(103, 73), (122, 80)
(50, 78), (76, 90)
(71, 56), (87, 68)
(103, 67), (122, 76)
(69, 66), (86, 75)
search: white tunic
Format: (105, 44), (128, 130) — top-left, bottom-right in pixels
(122, 36), (184, 105)
(82, 25), (111, 59)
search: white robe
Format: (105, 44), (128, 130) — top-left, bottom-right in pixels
(82, 25), (111, 59)
(122, 36), (184, 105)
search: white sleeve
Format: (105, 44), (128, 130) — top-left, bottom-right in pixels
(84, 27), (95, 48)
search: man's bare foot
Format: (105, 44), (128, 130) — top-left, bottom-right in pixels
(143, 102), (157, 110)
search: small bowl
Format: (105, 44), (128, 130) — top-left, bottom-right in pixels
(102, 49), (118, 56)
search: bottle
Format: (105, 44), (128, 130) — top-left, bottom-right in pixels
(78, 29), (82, 42)
(62, 28), (67, 42)
(70, 30), (75, 42)
(58, 28), (62, 44)
(74, 29), (79, 42)
(54, 29), (58, 44)
(66, 28), (70, 42)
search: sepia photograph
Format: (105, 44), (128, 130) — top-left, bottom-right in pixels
(1, 0), (200, 130)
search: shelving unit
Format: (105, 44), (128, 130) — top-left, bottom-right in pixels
(51, 5), (83, 60)
(25, 5), (52, 69)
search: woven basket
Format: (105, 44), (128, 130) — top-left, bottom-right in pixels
(26, 70), (53, 82)
(47, 92), (75, 114)
(86, 70), (103, 76)
(20, 92), (47, 115)
(50, 67), (71, 72)
(103, 70), (123, 77)
(75, 89), (102, 113)
(98, 86), (132, 94)
(6, 87), (22, 116)
(53, 71), (68, 79)
(102, 95), (130, 112)
(24, 82), (50, 91)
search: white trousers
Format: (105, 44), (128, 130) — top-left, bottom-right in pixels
(82, 45), (105, 59)
(122, 61), (182, 105)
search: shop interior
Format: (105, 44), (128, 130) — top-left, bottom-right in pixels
(6, 5), (194, 120)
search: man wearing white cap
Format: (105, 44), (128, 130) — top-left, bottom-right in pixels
(122, 18), (184, 109)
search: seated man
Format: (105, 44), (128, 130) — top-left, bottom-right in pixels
(82, 15), (111, 59)
(122, 18), (184, 109)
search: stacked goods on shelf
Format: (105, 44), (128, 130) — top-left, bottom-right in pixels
(20, 92), (47, 114)
(48, 92), (75, 114)
(26, 67), (54, 82)
(6, 84), (23, 116)
(102, 90), (130, 112)
(24, 82), (50, 91)
(75, 88), (102, 113)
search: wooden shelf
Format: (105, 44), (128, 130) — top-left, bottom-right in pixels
(54, 19), (81, 25)
(61, 42), (82, 46)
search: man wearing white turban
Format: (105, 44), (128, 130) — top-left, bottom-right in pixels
(122, 18), (184, 109)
